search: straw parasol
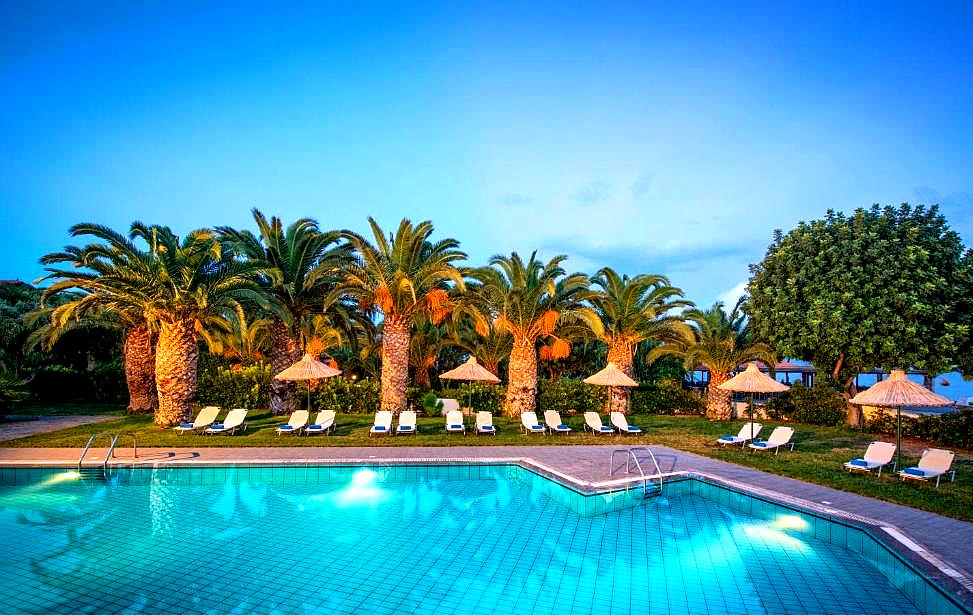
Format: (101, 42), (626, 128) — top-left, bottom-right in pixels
(274, 353), (342, 412)
(439, 356), (500, 409)
(850, 369), (952, 469)
(718, 363), (790, 441)
(584, 362), (639, 414)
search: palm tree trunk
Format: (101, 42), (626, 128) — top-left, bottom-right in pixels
(607, 342), (636, 413)
(414, 361), (432, 388)
(706, 370), (732, 420)
(269, 318), (302, 415)
(504, 337), (537, 418)
(123, 325), (156, 414)
(154, 317), (199, 427)
(380, 316), (410, 413)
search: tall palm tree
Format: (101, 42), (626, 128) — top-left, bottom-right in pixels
(451, 321), (513, 375)
(590, 268), (694, 412)
(341, 218), (466, 412)
(647, 298), (775, 420)
(471, 252), (602, 417)
(36, 226), (160, 414)
(218, 210), (363, 414)
(132, 223), (264, 426)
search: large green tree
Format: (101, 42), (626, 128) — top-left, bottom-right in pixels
(746, 204), (973, 420)
(341, 218), (466, 413)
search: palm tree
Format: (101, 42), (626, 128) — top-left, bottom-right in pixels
(471, 252), (602, 417)
(197, 312), (273, 365)
(451, 322), (513, 375)
(647, 298), (775, 420)
(218, 210), (363, 414)
(132, 223), (264, 426)
(341, 218), (466, 412)
(36, 226), (160, 414)
(590, 268), (694, 412)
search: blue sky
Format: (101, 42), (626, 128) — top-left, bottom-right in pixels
(2, 1), (972, 307)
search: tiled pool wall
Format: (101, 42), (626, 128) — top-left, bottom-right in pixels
(685, 476), (970, 615)
(1, 463), (968, 615)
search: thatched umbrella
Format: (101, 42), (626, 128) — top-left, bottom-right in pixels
(718, 363), (790, 441)
(584, 362), (639, 414)
(274, 353), (342, 412)
(850, 369), (952, 470)
(439, 356), (500, 409)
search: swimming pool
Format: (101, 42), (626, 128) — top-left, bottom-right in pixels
(0, 464), (965, 614)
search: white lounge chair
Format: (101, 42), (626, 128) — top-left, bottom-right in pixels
(275, 410), (309, 436)
(844, 441), (896, 477)
(204, 408), (248, 435)
(174, 406), (220, 435)
(521, 412), (545, 434)
(584, 412), (614, 435)
(610, 412), (642, 434)
(445, 410), (465, 434)
(748, 426), (795, 455)
(304, 410), (336, 435)
(369, 411), (393, 437)
(899, 448), (956, 488)
(544, 410), (572, 435)
(717, 422), (762, 447)
(397, 410), (417, 435)
(475, 411), (496, 435)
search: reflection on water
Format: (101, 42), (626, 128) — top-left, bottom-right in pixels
(0, 468), (923, 615)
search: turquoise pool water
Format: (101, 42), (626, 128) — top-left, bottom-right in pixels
(0, 465), (963, 615)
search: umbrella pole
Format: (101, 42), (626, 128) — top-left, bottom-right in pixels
(308, 385), (311, 413)
(896, 406), (902, 471)
(749, 392), (755, 442)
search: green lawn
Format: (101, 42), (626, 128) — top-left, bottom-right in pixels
(4, 410), (972, 521)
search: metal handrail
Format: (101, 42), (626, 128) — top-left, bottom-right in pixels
(104, 432), (137, 477)
(609, 447), (664, 497)
(77, 432), (115, 471)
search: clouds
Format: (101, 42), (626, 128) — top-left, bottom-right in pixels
(574, 180), (612, 206)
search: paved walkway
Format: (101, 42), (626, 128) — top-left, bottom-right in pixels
(2, 443), (971, 607)
(0, 415), (116, 442)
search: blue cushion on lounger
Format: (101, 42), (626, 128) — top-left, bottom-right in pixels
(531, 425), (542, 430)
(373, 425), (387, 431)
(450, 424), (462, 429)
(903, 467), (925, 477)
(600, 427), (613, 432)
(210, 424), (224, 430)
(179, 423), (195, 429)
(400, 426), (414, 431)
(629, 427), (642, 432)
(557, 424), (569, 429)
(481, 426), (495, 431)
(752, 442), (768, 448)
(307, 424), (321, 429)
(279, 425), (293, 430)
(849, 459), (869, 467)
(719, 435), (734, 441)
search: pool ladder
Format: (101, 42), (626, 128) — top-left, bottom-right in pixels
(77, 432), (137, 480)
(609, 447), (664, 498)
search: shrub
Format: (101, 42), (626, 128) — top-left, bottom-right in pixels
(420, 391), (444, 416)
(438, 382), (505, 413)
(764, 382), (846, 426)
(196, 361), (271, 409)
(0, 369), (29, 416)
(310, 378), (381, 414)
(868, 408), (973, 450)
(631, 380), (705, 415)
(537, 379), (607, 415)
(27, 363), (127, 405)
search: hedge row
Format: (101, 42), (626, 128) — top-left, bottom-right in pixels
(764, 382), (848, 426)
(27, 362), (127, 405)
(868, 408), (973, 450)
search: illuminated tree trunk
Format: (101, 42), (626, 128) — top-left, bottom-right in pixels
(607, 341), (636, 414)
(123, 325), (157, 414)
(380, 316), (411, 413)
(504, 337), (537, 417)
(154, 317), (199, 427)
(269, 318), (302, 415)
(706, 370), (732, 420)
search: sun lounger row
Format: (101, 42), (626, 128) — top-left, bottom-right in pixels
(364, 409), (645, 436)
(844, 442), (956, 487)
(173, 407), (249, 435)
(715, 422), (795, 455)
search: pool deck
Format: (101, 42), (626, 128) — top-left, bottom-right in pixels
(3, 443), (973, 609)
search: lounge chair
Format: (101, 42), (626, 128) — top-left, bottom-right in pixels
(844, 441), (896, 477)
(899, 448), (956, 488)
(717, 422), (762, 447)
(544, 410), (572, 435)
(204, 408), (248, 435)
(304, 410), (336, 435)
(369, 411), (393, 437)
(174, 406), (220, 435)
(445, 410), (465, 434)
(748, 426), (795, 455)
(610, 412), (642, 435)
(475, 411), (496, 435)
(520, 412), (545, 434)
(397, 410), (417, 435)
(275, 410), (309, 436)
(583, 412), (615, 435)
